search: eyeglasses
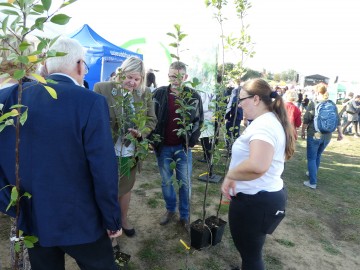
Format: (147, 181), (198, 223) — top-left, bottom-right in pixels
(168, 74), (185, 80)
(238, 95), (254, 103)
(77, 60), (89, 74)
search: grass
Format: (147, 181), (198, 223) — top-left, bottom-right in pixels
(274, 238), (296, 247)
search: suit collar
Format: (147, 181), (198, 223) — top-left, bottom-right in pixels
(47, 74), (79, 86)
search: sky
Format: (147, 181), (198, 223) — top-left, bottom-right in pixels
(11, 0), (360, 84)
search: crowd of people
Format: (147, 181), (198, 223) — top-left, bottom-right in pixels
(0, 35), (357, 270)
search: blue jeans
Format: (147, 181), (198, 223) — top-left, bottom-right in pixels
(306, 135), (331, 185)
(156, 144), (192, 220)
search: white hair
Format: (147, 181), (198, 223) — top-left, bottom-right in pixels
(46, 37), (85, 74)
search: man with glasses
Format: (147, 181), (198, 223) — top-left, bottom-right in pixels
(151, 61), (203, 231)
(0, 37), (121, 269)
(77, 59), (90, 89)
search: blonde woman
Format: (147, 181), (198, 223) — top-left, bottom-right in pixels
(94, 57), (157, 236)
(301, 83), (343, 189)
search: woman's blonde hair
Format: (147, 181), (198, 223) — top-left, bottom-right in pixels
(115, 56), (146, 94)
(315, 83), (329, 100)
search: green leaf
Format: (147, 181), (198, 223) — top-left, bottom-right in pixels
(48, 35), (60, 47)
(7, 119), (20, 126)
(43, 85), (57, 99)
(170, 160), (176, 170)
(31, 73), (47, 84)
(169, 43), (178, 48)
(23, 192), (32, 199)
(60, 0), (78, 8)
(32, 4), (45, 14)
(13, 69), (26, 80)
(46, 49), (57, 57)
(10, 186), (18, 202)
(18, 55), (29, 64)
(10, 104), (26, 109)
(178, 34), (188, 41)
(24, 235), (38, 243)
(21, 26), (29, 35)
(20, 109), (28, 125)
(34, 17), (47, 31)
(14, 242), (20, 253)
(41, 0), (52, 11)
(6, 186), (18, 211)
(55, 52), (67, 57)
(50, 14), (71, 25)
(166, 33), (176, 38)
(2, 15), (9, 33)
(36, 39), (47, 51)
(0, 110), (17, 122)
(170, 54), (179, 61)
(0, 3), (15, 7)
(1, 9), (18, 16)
(18, 0), (25, 8)
(24, 239), (34, 248)
(0, 124), (5, 132)
(19, 41), (32, 52)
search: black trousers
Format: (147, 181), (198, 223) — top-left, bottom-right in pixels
(229, 189), (287, 270)
(28, 233), (118, 270)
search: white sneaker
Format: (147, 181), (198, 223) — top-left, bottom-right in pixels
(305, 171), (309, 177)
(303, 181), (316, 189)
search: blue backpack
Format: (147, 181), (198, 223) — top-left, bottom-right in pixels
(314, 100), (338, 133)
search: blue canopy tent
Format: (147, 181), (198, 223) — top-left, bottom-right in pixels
(69, 24), (142, 89)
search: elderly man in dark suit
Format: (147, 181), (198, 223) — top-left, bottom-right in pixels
(0, 37), (121, 269)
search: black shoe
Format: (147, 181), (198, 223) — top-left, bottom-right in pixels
(179, 218), (190, 233)
(159, 211), (176, 225)
(197, 159), (207, 163)
(122, 227), (135, 237)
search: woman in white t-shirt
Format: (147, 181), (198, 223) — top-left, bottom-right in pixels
(221, 78), (296, 270)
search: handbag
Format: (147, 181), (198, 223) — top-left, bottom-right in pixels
(346, 102), (356, 114)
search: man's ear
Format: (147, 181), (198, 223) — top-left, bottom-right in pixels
(76, 61), (82, 76)
(183, 74), (188, 81)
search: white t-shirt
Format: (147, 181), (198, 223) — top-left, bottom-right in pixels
(229, 112), (285, 195)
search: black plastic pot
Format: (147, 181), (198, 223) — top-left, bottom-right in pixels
(190, 219), (211, 250)
(205, 216), (227, 246)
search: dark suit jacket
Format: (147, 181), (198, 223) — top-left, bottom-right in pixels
(0, 75), (120, 247)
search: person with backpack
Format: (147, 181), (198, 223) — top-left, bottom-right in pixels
(301, 83), (343, 189)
